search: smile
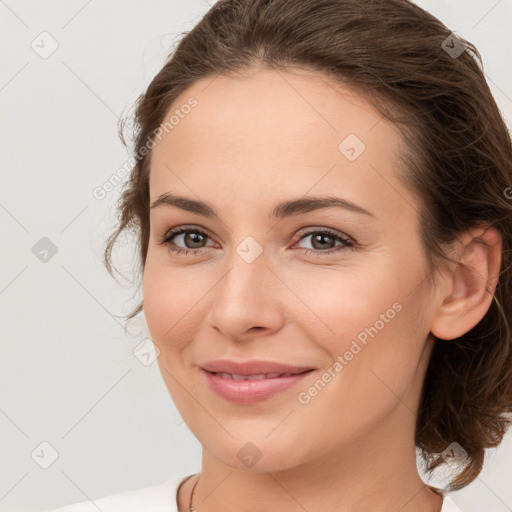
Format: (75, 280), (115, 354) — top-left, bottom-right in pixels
(202, 369), (314, 403)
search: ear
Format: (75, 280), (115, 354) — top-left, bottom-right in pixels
(430, 225), (502, 341)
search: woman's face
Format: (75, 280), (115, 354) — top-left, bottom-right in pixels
(143, 67), (440, 472)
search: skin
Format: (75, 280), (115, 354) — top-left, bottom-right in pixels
(142, 66), (502, 512)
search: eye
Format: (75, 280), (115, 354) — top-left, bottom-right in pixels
(158, 225), (216, 256)
(292, 227), (355, 256)
(158, 225), (355, 258)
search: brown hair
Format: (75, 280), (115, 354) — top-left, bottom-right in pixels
(104, 0), (512, 491)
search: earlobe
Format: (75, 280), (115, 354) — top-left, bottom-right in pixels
(430, 226), (502, 341)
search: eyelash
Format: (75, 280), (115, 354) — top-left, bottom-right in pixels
(158, 225), (355, 257)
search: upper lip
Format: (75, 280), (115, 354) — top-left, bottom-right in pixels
(200, 359), (315, 376)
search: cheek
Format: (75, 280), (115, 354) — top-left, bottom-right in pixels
(296, 301), (426, 448)
(290, 259), (427, 385)
(142, 256), (213, 355)
(324, 282), (428, 411)
(285, 263), (398, 342)
(143, 257), (188, 349)
(143, 264), (170, 343)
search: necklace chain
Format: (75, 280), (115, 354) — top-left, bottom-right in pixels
(187, 474), (199, 512)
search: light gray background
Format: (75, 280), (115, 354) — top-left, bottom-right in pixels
(1, 1), (511, 511)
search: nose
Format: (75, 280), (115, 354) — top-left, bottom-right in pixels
(207, 243), (285, 341)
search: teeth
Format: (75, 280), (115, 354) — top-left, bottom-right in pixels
(217, 372), (293, 380)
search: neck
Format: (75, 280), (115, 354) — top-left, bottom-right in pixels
(179, 416), (443, 512)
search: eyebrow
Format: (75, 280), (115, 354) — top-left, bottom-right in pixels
(150, 193), (375, 219)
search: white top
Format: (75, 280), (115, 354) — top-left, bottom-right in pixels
(45, 474), (463, 512)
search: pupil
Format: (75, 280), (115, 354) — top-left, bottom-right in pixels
(186, 232), (205, 248)
(312, 234), (333, 250)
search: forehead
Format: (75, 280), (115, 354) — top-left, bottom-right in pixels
(149, 67), (412, 220)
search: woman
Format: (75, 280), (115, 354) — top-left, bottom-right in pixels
(48, 0), (512, 510)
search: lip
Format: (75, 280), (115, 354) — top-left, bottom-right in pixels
(199, 360), (315, 404)
(201, 369), (313, 404)
(200, 359), (315, 376)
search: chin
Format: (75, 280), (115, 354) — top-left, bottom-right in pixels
(203, 435), (309, 473)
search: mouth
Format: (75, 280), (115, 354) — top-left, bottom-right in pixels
(200, 359), (316, 376)
(204, 370), (314, 381)
(200, 366), (315, 404)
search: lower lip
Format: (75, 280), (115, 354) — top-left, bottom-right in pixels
(201, 369), (313, 404)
